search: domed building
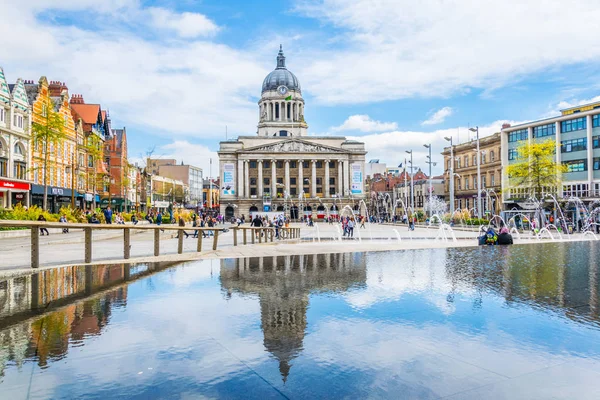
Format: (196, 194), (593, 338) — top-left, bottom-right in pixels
(218, 46), (367, 220)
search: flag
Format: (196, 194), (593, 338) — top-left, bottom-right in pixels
(284, 95), (292, 101)
(397, 163), (403, 168)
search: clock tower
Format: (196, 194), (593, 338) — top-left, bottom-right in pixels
(257, 45), (308, 137)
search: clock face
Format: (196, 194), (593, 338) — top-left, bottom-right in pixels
(278, 86), (288, 96)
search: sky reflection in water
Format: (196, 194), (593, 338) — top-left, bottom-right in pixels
(1, 242), (600, 399)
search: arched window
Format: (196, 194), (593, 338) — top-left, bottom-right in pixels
(14, 143), (24, 155)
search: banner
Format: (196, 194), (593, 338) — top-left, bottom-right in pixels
(222, 163), (236, 195)
(351, 164), (363, 194)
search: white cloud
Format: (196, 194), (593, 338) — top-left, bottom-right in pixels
(157, 141), (219, 177)
(148, 7), (220, 38)
(422, 107), (453, 126)
(296, 0), (600, 104)
(331, 114), (398, 132)
(349, 120), (515, 176)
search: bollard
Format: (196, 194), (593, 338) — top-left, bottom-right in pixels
(243, 229), (247, 245)
(212, 230), (219, 251)
(84, 228), (92, 263)
(178, 230), (184, 254)
(154, 229), (160, 256)
(197, 231), (203, 252)
(31, 226), (39, 269)
(233, 228), (238, 246)
(124, 228), (131, 259)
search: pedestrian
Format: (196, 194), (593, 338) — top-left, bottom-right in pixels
(59, 214), (69, 233)
(360, 216), (366, 229)
(178, 216), (189, 238)
(156, 212), (163, 226)
(131, 214), (138, 225)
(347, 217), (355, 238)
(252, 214), (263, 238)
(38, 214), (49, 236)
(103, 206), (113, 224)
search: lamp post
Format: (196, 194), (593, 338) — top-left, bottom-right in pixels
(405, 150), (414, 210)
(469, 126), (482, 219)
(423, 144), (433, 217)
(444, 136), (454, 215)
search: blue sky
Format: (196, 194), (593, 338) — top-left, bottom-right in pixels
(3, 0), (600, 175)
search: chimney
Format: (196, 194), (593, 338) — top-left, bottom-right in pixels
(70, 94), (85, 104)
(49, 80), (68, 97)
(502, 123), (511, 129)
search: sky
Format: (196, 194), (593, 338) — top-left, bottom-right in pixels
(3, 0), (600, 176)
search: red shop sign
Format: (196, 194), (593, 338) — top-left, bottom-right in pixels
(0, 180), (31, 191)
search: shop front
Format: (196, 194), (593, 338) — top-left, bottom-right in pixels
(31, 185), (73, 213)
(100, 197), (130, 212)
(0, 179), (31, 208)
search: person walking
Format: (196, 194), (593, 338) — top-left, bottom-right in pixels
(252, 214), (263, 239)
(103, 206), (113, 224)
(59, 214), (69, 233)
(38, 214), (49, 236)
(347, 217), (355, 238)
(178, 216), (189, 238)
(360, 216), (366, 229)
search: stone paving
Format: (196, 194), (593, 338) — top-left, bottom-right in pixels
(0, 220), (595, 278)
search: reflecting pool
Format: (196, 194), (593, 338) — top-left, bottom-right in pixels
(1, 242), (600, 399)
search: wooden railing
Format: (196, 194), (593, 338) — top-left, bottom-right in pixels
(230, 226), (301, 246)
(0, 221), (228, 269)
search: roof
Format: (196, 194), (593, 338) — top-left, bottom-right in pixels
(23, 83), (39, 105)
(262, 46), (301, 94)
(71, 103), (100, 124)
(368, 159), (380, 163)
(112, 128), (126, 147)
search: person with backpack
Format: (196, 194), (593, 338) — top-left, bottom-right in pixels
(484, 227), (498, 245)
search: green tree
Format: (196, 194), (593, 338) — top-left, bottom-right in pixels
(31, 98), (67, 210)
(506, 139), (567, 199)
(84, 133), (105, 209)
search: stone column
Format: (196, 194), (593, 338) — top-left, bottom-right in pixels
(285, 160), (290, 195)
(311, 160), (317, 198)
(271, 160), (276, 198)
(258, 160), (263, 197)
(344, 160), (351, 195)
(237, 160), (244, 198)
(324, 159), (330, 198)
(244, 160), (250, 198)
(298, 160), (304, 197)
(338, 160), (343, 195)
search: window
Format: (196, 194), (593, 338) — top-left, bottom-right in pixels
(464, 156), (469, 168)
(329, 161), (335, 168)
(250, 178), (256, 185)
(290, 178), (296, 185)
(290, 161), (297, 169)
(508, 129), (528, 142)
(0, 158), (6, 177)
(457, 178), (461, 190)
(593, 136), (600, 149)
(263, 177), (270, 185)
(14, 143), (23, 155)
(447, 160), (451, 170)
(0, 108), (4, 122)
(42, 104), (47, 117)
(490, 173), (495, 186)
(249, 161), (257, 168)
(481, 153), (486, 164)
(302, 161), (309, 168)
(316, 187), (323, 193)
(465, 178), (469, 190)
(482, 176), (486, 188)
(532, 123), (556, 138)
(561, 117), (586, 133)
(563, 159), (587, 172)
(316, 161), (323, 168)
(329, 177), (335, 185)
(593, 114), (600, 128)
(561, 138), (587, 153)
(250, 188), (257, 196)
(330, 187), (336, 195)
(276, 178), (283, 184)
(315, 177), (322, 185)
(276, 161), (283, 168)
(490, 151), (494, 162)
(473, 176), (477, 189)
(594, 158), (600, 171)
(508, 149), (518, 160)
(263, 161), (270, 168)
(290, 188), (297, 195)
(64, 115), (68, 127)
(88, 155), (93, 167)
(456, 158), (461, 168)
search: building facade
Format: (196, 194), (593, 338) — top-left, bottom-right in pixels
(105, 128), (130, 211)
(442, 132), (502, 215)
(501, 102), (600, 206)
(147, 158), (203, 207)
(0, 69), (31, 208)
(218, 46), (367, 220)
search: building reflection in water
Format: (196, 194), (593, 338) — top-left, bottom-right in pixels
(0, 262), (175, 378)
(219, 253), (368, 381)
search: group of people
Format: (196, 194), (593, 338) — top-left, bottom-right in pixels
(250, 214), (291, 239)
(478, 225), (513, 246)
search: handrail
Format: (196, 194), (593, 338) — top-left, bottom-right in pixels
(230, 226), (301, 246)
(0, 220), (228, 269)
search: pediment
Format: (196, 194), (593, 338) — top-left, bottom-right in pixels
(242, 139), (345, 154)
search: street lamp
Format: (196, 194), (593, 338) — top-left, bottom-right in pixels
(469, 127), (482, 219)
(423, 144), (433, 217)
(444, 136), (454, 215)
(405, 150), (414, 210)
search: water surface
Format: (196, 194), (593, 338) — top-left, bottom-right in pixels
(1, 242), (600, 399)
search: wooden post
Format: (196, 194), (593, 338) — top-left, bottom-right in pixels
(84, 227), (92, 263)
(85, 265), (93, 295)
(270, 229), (274, 242)
(197, 231), (203, 252)
(259, 229), (262, 243)
(154, 228), (160, 256)
(177, 230), (184, 254)
(212, 230), (219, 250)
(243, 229), (247, 245)
(252, 229), (255, 244)
(233, 228), (238, 246)
(124, 228), (131, 259)
(31, 226), (39, 269)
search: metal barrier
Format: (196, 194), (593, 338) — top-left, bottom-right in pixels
(0, 221), (228, 269)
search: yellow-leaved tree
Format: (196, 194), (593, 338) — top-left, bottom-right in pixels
(506, 139), (567, 200)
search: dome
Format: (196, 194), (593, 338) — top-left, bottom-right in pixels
(261, 45), (301, 94)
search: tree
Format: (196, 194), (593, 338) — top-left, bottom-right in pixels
(506, 139), (567, 200)
(31, 98), (67, 210)
(84, 133), (104, 209)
